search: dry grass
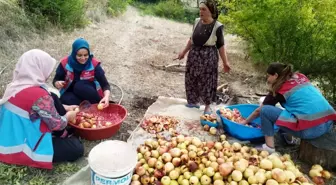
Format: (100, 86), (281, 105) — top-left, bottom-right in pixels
(0, 0), (36, 95)
(0, 0), (112, 97)
(85, 0), (109, 23)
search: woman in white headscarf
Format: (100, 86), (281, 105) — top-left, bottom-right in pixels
(0, 49), (84, 169)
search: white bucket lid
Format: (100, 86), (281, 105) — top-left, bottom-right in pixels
(88, 140), (137, 178)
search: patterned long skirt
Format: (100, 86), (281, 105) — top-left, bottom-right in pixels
(185, 46), (218, 105)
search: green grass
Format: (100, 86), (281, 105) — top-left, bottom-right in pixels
(132, 0), (198, 24)
(0, 162), (80, 185)
(20, 0), (88, 31)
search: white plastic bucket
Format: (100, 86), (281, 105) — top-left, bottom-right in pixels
(88, 140), (137, 185)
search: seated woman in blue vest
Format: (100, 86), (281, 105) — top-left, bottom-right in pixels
(53, 38), (111, 108)
(0, 49), (84, 169)
(241, 63), (336, 153)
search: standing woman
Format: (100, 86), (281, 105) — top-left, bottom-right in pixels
(53, 38), (111, 108)
(177, 0), (231, 114)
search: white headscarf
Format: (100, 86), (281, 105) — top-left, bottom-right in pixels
(0, 49), (57, 105)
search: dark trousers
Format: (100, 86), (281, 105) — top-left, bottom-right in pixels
(50, 93), (84, 163)
(60, 81), (101, 105)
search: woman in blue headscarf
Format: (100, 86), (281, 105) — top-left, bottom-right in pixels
(53, 38), (111, 107)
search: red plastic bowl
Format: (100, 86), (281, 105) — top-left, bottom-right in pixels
(71, 103), (127, 141)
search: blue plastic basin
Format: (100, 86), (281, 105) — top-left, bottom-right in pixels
(216, 104), (279, 141)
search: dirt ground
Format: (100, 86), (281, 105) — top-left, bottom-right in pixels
(0, 6), (266, 141)
(68, 6), (268, 168)
(0, 6), (277, 184)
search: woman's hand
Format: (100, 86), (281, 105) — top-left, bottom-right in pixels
(99, 95), (110, 109)
(223, 62), (231, 73)
(55, 81), (65, 89)
(243, 106), (262, 125)
(64, 105), (79, 112)
(65, 109), (79, 122)
(239, 120), (248, 125)
(176, 39), (192, 60)
(218, 46), (231, 73)
(177, 51), (186, 60)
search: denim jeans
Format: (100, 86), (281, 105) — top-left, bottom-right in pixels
(260, 105), (333, 139)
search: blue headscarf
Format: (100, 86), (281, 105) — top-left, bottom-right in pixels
(68, 38), (93, 71)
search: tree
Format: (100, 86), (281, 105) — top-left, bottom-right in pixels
(218, 0), (336, 102)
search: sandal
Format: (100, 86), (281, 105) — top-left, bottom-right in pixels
(185, 104), (200, 109)
(204, 107), (214, 115)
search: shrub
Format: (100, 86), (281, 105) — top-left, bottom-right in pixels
(134, 0), (161, 3)
(107, 0), (130, 16)
(133, 0), (199, 24)
(219, 0), (336, 102)
(20, 0), (87, 30)
(151, 0), (185, 20)
(184, 7), (199, 24)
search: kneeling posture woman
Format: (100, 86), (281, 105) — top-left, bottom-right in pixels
(242, 63), (336, 153)
(53, 38), (111, 108)
(0, 49), (84, 169)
